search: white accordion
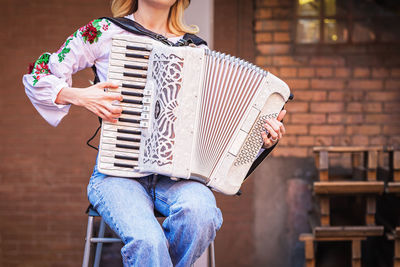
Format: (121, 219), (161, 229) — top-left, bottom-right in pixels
(98, 34), (291, 195)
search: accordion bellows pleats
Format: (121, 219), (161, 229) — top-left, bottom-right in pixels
(98, 35), (291, 195)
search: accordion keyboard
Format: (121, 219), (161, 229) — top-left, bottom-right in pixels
(98, 39), (153, 177)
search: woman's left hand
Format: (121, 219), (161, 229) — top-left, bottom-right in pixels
(261, 109), (287, 149)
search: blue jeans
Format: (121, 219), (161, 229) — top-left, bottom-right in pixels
(87, 164), (223, 267)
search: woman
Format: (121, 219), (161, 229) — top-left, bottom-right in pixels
(23, 0), (286, 266)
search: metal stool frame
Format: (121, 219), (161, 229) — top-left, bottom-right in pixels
(82, 205), (215, 267)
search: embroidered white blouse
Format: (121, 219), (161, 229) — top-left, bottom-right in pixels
(23, 14), (186, 127)
(23, 15), (266, 158)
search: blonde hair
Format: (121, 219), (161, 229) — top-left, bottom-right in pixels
(111, 0), (199, 35)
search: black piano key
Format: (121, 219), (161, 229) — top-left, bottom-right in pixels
(114, 162), (135, 168)
(115, 154), (138, 161)
(126, 45), (151, 52)
(124, 64), (148, 71)
(119, 118), (140, 124)
(117, 129), (141, 135)
(116, 143), (140, 150)
(125, 53), (149, 60)
(122, 99), (143, 105)
(121, 91), (144, 98)
(122, 83), (145, 90)
(117, 136), (141, 142)
(121, 109), (141, 116)
(123, 72), (147, 79)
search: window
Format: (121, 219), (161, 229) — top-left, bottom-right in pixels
(295, 0), (400, 44)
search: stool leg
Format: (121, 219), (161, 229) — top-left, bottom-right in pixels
(94, 218), (106, 267)
(209, 241), (215, 267)
(82, 216), (94, 267)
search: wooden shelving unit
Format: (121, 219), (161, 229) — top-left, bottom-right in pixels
(300, 146), (386, 267)
(386, 147), (400, 267)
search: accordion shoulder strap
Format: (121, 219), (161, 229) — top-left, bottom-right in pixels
(102, 17), (208, 47)
(245, 144), (276, 179)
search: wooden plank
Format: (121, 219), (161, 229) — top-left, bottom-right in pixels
(319, 170), (329, 182)
(313, 146), (383, 152)
(318, 151), (329, 181)
(304, 238), (315, 260)
(387, 182), (400, 194)
(367, 150), (378, 181)
(314, 181), (384, 195)
(314, 151), (320, 169)
(299, 233), (314, 241)
(365, 197), (376, 226)
(299, 234), (315, 267)
(394, 150), (400, 182)
(396, 239), (400, 261)
(320, 197), (330, 226)
(351, 152), (362, 178)
(352, 239), (362, 267)
(314, 226), (384, 238)
(313, 236), (367, 241)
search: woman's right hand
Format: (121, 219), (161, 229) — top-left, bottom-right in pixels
(55, 82), (123, 123)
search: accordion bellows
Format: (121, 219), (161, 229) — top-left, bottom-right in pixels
(98, 35), (291, 195)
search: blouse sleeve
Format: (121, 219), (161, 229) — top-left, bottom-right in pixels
(22, 18), (112, 127)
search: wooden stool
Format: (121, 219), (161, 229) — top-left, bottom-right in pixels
(82, 205), (216, 267)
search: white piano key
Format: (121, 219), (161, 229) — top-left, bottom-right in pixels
(115, 102), (143, 109)
(119, 113), (141, 120)
(111, 46), (151, 55)
(112, 38), (153, 50)
(102, 137), (140, 146)
(121, 94), (144, 101)
(103, 123), (142, 133)
(100, 156), (138, 165)
(107, 119), (142, 128)
(104, 120), (142, 128)
(109, 72), (147, 83)
(108, 65), (147, 76)
(102, 130), (141, 140)
(113, 104), (142, 113)
(99, 162), (134, 171)
(101, 143), (140, 154)
(110, 52), (149, 63)
(109, 58), (149, 69)
(100, 150), (139, 159)
(107, 78), (146, 88)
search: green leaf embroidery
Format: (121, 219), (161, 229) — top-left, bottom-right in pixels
(32, 53), (51, 85)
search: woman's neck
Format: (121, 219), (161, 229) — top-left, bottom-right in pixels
(134, 1), (175, 37)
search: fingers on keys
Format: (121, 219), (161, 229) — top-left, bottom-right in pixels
(277, 109), (287, 121)
(261, 131), (273, 148)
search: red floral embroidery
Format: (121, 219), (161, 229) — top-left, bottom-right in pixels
(55, 19), (110, 63)
(81, 23), (99, 44)
(34, 62), (50, 75)
(31, 53), (51, 85)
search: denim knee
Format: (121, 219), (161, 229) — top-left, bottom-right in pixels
(174, 202), (223, 235)
(121, 231), (170, 266)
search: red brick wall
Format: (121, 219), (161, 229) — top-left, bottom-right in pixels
(1, 1), (112, 266)
(255, 0), (400, 157)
